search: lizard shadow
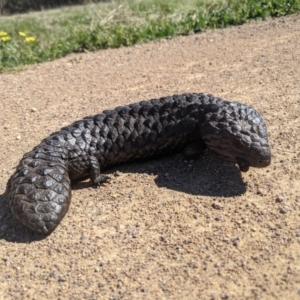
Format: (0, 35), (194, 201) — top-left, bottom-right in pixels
(74, 152), (247, 197)
(121, 153), (246, 197)
(1, 153), (246, 243)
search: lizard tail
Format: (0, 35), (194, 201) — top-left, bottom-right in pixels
(7, 154), (71, 234)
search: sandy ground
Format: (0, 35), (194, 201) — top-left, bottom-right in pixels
(0, 14), (299, 300)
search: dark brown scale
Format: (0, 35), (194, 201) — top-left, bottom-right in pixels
(6, 93), (271, 234)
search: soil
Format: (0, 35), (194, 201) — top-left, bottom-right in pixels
(0, 14), (300, 300)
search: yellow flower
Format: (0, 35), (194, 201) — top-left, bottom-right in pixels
(25, 37), (36, 43)
(0, 31), (8, 37)
(1, 36), (11, 42)
(18, 31), (27, 37)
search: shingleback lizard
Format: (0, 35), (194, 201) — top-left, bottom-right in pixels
(6, 93), (271, 234)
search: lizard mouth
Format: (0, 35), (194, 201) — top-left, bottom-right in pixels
(236, 157), (250, 172)
(209, 150), (250, 172)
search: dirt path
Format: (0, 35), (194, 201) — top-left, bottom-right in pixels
(0, 14), (299, 300)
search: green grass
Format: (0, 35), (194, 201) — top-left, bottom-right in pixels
(0, 0), (299, 72)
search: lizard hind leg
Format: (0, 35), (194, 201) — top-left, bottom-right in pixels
(68, 155), (111, 186)
(183, 140), (207, 160)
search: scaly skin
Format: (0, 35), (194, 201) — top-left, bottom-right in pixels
(6, 93), (271, 234)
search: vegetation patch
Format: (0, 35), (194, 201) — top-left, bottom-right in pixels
(0, 0), (299, 72)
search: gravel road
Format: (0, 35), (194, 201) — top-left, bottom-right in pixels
(0, 14), (299, 300)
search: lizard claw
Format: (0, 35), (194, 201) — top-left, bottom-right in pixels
(92, 174), (111, 187)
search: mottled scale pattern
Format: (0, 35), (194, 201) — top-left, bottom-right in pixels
(7, 93), (271, 234)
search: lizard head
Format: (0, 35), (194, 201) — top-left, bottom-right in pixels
(200, 102), (271, 172)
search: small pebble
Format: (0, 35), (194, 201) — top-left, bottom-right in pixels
(212, 202), (223, 210)
(279, 207), (287, 214)
(16, 135), (21, 140)
(31, 107), (38, 112)
(257, 189), (264, 196)
(233, 239), (240, 247)
(232, 237), (241, 247)
(276, 195), (285, 203)
(49, 270), (58, 278)
(58, 277), (66, 282)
